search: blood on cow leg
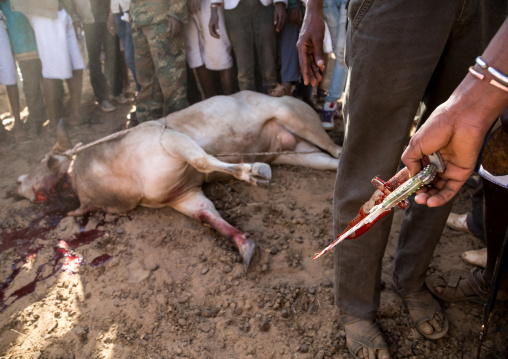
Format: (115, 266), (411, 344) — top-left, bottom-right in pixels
(197, 210), (257, 272)
(170, 191), (258, 272)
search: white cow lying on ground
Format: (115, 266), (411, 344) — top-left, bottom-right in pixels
(17, 91), (341, 271)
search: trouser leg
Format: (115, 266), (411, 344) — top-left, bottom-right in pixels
(325, 1), (347, 103)
(145, 22), (187, 116)
(253, 3), (277, 92)
(84, 23), (109, 102)
(393, 0), (507, 296)
(115, 14), (140, 91)
(280, 23), (301, 84)
(17, 58), (46, 126)
(104, 30), (124, 97)
(224, 2), (255, 91)
(132, 24), (160, 122)
(333, 0), (505, 320)
(467, 182), (485, 240)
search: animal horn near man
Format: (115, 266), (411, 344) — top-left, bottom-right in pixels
(17, 91), (341, 272)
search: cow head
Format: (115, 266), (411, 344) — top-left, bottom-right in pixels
(17, 120), (74, 202)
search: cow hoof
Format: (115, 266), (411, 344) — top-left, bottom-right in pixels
(239, 239), (258, 273)
(251, 163), (272, 186)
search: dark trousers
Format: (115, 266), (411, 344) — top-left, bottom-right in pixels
(333, 0), (508, 320)
(224, 1), (277, 93)
(84, 22), (123, 102)
(17, 58), (45, 124)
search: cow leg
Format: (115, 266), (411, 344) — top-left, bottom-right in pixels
(162, 131), (272, 186)
(273, 141), (339, 170)
(274, 99), (342, 158)
(171, 190), (257, 272)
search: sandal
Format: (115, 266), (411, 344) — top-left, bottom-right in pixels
(342, 315), (389, 359)
(392, 281), (449, 339)
(425, 268), (489, 304)
(268, 82), (291, 97)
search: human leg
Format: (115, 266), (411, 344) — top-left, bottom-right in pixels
(145, 22), (187, 116)
(66, 69), (84, 125)
(323, 0), (347, 103)
(63, 9), (86, 123)
(42, 77), (59, 126)
(104, 29), (124, 98)
(184, 10), (214, 99)
(392, 0), (506, 340)
(194, 65), (215, 99)
(84, 23), (110, 103)
(6, 84), (22, 137)
(333, 1), (486, 355)
(321, 0), (347, 128)
(466, 181), (485, 239)
(393, 0), (507, 291)
(114, 13), (140, 91)
(268, 22), (300, 98)
(219, 68), (236, 95)
(195, 1), (235, 95)
(224, 3), (256, 91)
(0, 19), (21, 136)
(132, 24), (161, 122)
(253, 2), (277, 93)
(17, 59), (46, 132)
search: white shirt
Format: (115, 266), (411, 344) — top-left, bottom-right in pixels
(110, 0), (131, 14)
(211, 0), (287, 11)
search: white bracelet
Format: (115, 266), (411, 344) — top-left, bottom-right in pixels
(488, 66), (508, 86)
(476, 56), (508, 85)
(475, 56), (487, 69)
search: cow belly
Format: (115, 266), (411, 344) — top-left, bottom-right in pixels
(139, 166), (205, 208)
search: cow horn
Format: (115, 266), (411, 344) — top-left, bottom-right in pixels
(54, 119), (73, 153)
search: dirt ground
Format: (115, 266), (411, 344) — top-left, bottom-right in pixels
(0, 72), (507, 359)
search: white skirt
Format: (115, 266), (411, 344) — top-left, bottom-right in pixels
(30, 9), (85, 79)
(0, 19), (17, 86)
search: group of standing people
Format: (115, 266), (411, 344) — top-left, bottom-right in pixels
(1, 0), (348, 140)
(0, 0), (130, 139)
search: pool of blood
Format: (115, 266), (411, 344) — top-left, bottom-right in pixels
(0, 179), (117, 312)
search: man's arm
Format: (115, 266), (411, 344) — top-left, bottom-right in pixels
(402, 18), (508, 207)
(209, 1), (221, 39)
(296, 0), (325, 86)
(273, 0), (287, 33)
(168, 0), (189, 37)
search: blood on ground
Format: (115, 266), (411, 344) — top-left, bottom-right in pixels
(0, 177), (118, 312)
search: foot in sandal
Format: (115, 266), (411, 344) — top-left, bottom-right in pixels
(342, 315), (390, 359)
(393, 281), (449, 339)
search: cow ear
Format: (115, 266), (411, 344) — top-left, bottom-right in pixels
(55, 119), (73, 152)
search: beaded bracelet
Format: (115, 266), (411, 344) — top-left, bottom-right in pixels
(469, 57), (508, 93)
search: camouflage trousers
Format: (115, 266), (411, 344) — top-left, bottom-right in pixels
(132, 21), (188, 122)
